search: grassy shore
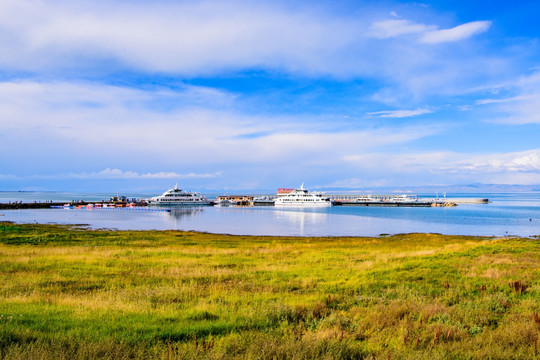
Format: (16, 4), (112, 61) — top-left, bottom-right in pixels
(0, 222), (538, 359)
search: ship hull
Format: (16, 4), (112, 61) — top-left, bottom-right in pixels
(274, 202), (331, 207)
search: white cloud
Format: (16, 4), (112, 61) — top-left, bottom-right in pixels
(0, 80), (440, 172)
(457, 150), (540, 173)
(368, 19), (491, 45)
(479, 172), (540, 185)
(344, 149), (540, 175)
(420, 21), (491, 44)
(362, 17), (501, 101)
(0, 169), (223, 180)
(0, 0), (361, 76)
(0, 174), (17, 179)
(0, 0), (501, 97)
(340, 149), (540, 185)
(326, 177), (393, 189)
(0, 80), (235, 111)
(344, 151), (453, 173)
(367, 108), (433, 118)
(368, 19), (434, 39)
(473, 72), (540, 124)
(475, 95), (534, 105)
(67, 169), (223, 179)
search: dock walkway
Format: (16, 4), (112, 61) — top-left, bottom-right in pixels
(327, 194), (456, 207)
(0, 201), (133, 210)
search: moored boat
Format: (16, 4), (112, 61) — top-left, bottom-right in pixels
(274, 184), (331, 207)
(147, 184), (210, 205)
(253, 196), (275, 206)
(215, 199), (234, 206)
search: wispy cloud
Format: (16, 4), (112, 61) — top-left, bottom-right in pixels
(344, 149), (540, 174)
(0, 1), (499, 93)
(0, 169), (223, 180)
(475, 95), (535, 105)
(0, 80), (440, 171)
(368, 19), (434, 39)
(420, 21), (491, 44)
(368, 18), (491, 45)
(473, 72), (540, 124)
(367, 108), (433, 118)
(456, 150), (540, 173)
(67, 169), (223, 180)
(341, 149), (540, 185)
(0, 1), (361, 76)
(0, 174), (17, 179)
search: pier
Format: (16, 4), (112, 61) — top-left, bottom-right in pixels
(1, 202), (69, 210)
(450, 198), (490, 204)
(327, 194), (456, 207)
(0, 200), (146, 210)
(0, 194), (487, 210)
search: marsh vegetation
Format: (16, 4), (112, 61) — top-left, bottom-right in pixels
(0, 223), (538, 359)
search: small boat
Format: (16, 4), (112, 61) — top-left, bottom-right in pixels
(215, 199), (234, 206)
(253, 196), (275, 206)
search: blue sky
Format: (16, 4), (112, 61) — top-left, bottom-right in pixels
(0, 0), (539, 192)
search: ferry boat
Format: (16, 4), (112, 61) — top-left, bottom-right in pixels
(274, 184), (332, 207)
(253, 196), (275, 206)
(147, 184), (210, 205)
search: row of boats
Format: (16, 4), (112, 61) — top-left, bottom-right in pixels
(147, 184), (333, 207)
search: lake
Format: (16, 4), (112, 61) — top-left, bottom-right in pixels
(1, 192), (539, 237)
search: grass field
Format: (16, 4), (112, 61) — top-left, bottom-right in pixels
(0, 222), (539, 359)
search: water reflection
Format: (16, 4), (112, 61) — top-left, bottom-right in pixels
(167, 207), (205, 218)
(274, 209), (328, 235)
(2, 194), (538, 237)
(158, 206), (206, 228)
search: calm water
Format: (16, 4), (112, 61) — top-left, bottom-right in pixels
(1, 192), (539, 237)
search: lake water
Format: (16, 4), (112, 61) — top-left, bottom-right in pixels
(1, 192), (539, 237)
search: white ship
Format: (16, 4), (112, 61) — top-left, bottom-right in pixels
(274, 184), (332, 207)
(147, 184), (210, 205)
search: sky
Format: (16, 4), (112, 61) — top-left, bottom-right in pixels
(0, 0), (539, 192)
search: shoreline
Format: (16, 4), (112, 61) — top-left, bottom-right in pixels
(2, 220), (536, 239)
(2, 194), (538, 238)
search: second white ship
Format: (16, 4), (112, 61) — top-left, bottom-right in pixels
(274, 184), (332, 207)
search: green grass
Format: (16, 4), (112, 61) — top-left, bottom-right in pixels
(0, 222), (538, 359)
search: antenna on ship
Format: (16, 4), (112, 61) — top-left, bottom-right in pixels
(300, 183), (304, 190)
(174, 183), (178, 190)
